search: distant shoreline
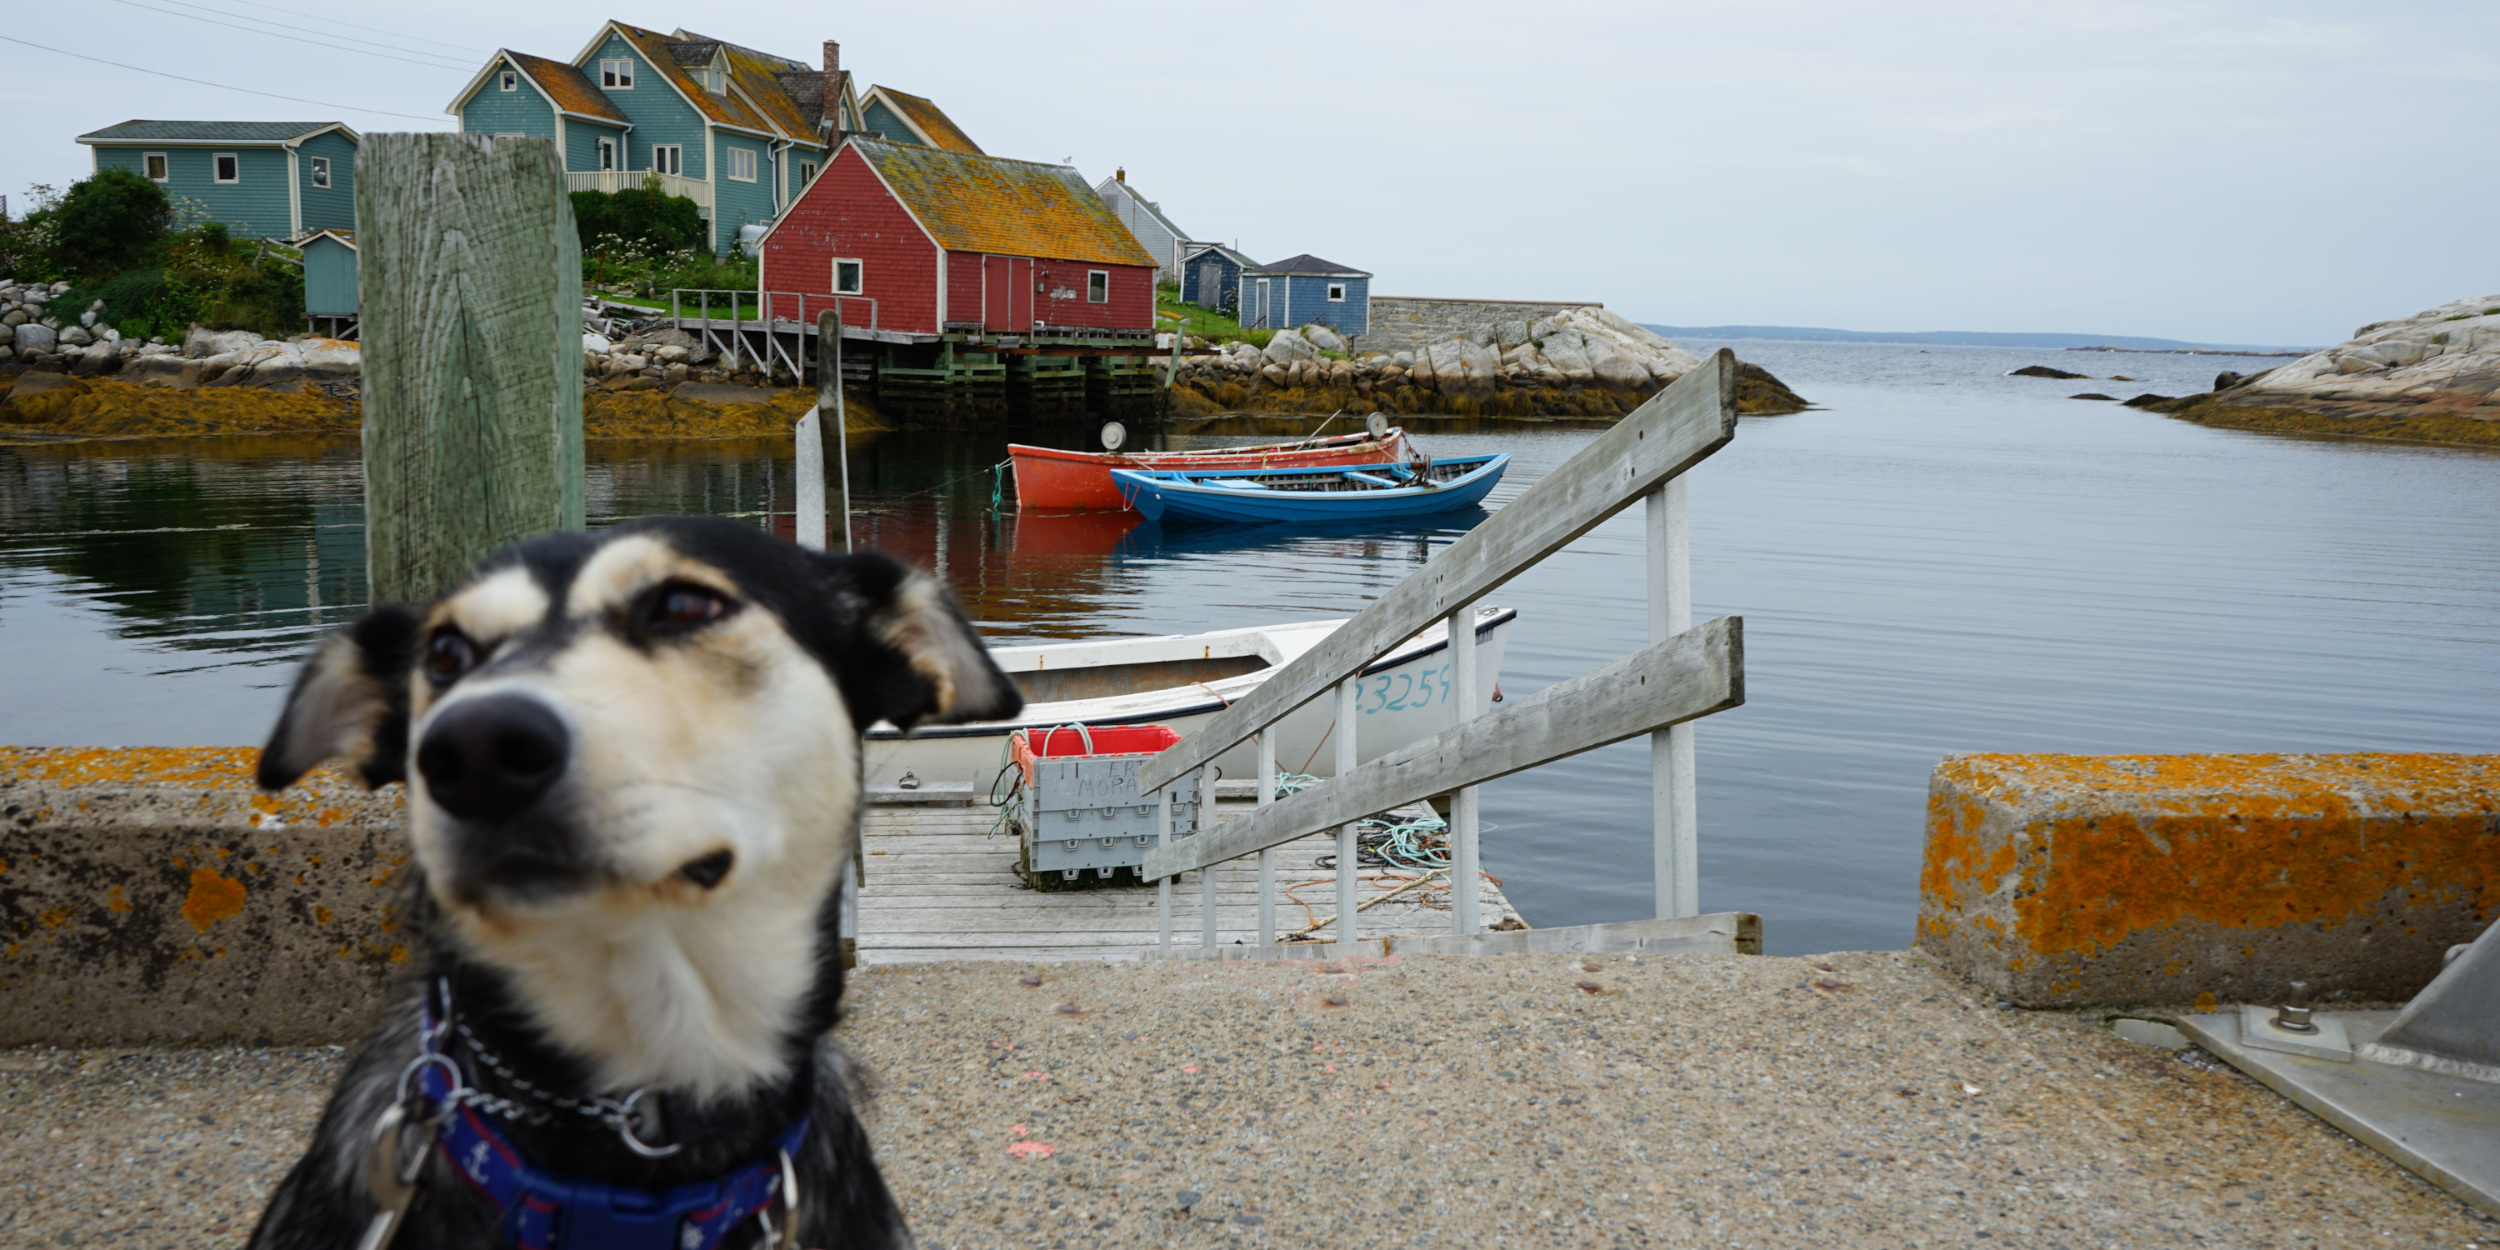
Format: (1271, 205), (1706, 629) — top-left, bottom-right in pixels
(1649, 324), (2311, 355)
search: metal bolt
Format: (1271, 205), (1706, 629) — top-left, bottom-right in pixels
(2275, 980), (2319, 1035)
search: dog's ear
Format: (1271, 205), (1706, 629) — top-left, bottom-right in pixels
(814, 552), (1021, 733)
(257, 605), (424, 790)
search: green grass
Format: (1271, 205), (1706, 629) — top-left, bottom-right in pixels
(1155, 283), (1270, 347)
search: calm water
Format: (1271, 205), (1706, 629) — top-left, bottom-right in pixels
(5, 342), (2495, 954)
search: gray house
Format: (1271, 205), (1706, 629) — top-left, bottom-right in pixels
(1093, 169), (1199, 283)
(76, 120), (359, 241)
(1239, 254), (1372, 338)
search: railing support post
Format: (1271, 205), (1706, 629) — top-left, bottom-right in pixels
(1255, 731), (1276, 947)
(1334, 678), (1360, 949)
(1199, 765), (1218, 950)
(1156, 785), (1173, 952)
(1447, 605), (1481, 935)
(1649, 478), (1699, 919)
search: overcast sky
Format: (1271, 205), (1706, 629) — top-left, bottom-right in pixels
(6, 1), (2493, 346)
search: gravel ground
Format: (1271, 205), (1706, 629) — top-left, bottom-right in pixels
(5, 950), (2493, 1248)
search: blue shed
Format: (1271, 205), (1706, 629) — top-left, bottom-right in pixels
(76, 120), (359, 242)
(300, 229), (358, 335)
(1178, 243), (1254, 315)
(1238, 254), (1371, 340)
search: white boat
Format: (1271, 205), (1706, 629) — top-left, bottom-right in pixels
(863, 608), (1516, 794)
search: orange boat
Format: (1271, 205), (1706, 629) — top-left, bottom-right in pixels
(1008, 428), (1409, 510)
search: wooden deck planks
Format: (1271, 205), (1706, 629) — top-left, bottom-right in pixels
(852, 797), (1521, 965)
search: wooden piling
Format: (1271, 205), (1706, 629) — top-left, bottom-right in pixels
(357, 133), (584, 603)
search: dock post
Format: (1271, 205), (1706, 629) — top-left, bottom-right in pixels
(1156, 786), (1173, 951)
(1255, 731), (1276, 947)
(812, 311), (851, 553)
(1649, 479), (1699, 919)
(1447, 605), (1481, 935)
(1199, 765), (1218, 950)
(1335, 679), (1360, 949)
(357, 133), (584, 604)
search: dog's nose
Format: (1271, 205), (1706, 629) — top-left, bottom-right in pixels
(415, 695), (569, 821)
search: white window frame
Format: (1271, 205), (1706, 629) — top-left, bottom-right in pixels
(309, 156), (331, 188)
(213, 152), (240, 183)
(143, 152), (169, 182)
(832, 258), (864, 295)
(600, 58), (634, 89)
(798, 160), (817, 185)
(499, 70), (518, 92)
(725, 146), (757, 183)
(1326, 282), (1347, 302)
(596, 139), (617, 172)
(652, 144), (682, 176)
(1087, 270), (1109, 303)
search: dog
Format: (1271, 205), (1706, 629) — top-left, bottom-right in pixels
(247, 516), (1020, 1250)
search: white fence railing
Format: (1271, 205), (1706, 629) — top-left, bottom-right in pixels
(566, 170), (713, 209)
(1136, 352), (1748, 950)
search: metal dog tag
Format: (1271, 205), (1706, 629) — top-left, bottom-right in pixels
(355, 1101), (438, 1250)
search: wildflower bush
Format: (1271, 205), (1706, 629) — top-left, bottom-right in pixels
(579, 231), (756, 302)
(56, 223), (302, 340)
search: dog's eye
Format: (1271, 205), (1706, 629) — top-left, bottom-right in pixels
(425, 631), (476, 683)
(650, 583), (731, 630)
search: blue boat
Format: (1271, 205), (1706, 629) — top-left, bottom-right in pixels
(1110, 453), (1509, 523)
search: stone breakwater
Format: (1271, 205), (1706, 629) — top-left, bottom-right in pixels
(2141, 294), (2500, 448)
(1175, 307), (1808, 418)
(1360, 296), (1603, 354)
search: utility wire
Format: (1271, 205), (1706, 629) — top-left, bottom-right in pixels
(140, 0), (486, 63)
(0, 35), (447, 122)
(99, 0), (475, 71)
(154, 0), (485, 56)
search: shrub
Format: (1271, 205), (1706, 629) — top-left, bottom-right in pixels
(50, 168), (172, 279)
(0, 184), (64, 283)
(571, 181), (703, 255)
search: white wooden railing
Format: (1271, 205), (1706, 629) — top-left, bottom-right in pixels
(1136, 352), (1748, 951)
(668, 289), (878, 381)
(566, 169), (713, 209)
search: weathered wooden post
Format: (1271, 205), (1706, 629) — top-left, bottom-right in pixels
(359, 133), (584, 603)
(1650, 479), (1699, 918)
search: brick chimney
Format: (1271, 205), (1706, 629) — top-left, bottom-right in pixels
(1115, 167), (1126, 183)
(822, 40), (840, 76)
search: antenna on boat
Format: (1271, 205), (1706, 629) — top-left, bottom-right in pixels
(1100, 421), (1126, 451)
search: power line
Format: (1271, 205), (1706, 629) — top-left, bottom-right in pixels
(0, 35), (447, 122)
(139, 0), (486, 63)
(160, 0), (486, 56)
(101, 0), (475, 72)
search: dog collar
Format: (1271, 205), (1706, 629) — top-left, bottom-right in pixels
(421, 1056), (807, 1250)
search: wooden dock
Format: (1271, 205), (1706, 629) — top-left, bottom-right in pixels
(852, 785), (1522, 965)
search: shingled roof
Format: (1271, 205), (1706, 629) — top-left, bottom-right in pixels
(503, 51), (629, 124)
(851, 140), (1154, 267)
(867, 87), (982, 154)
(1246, 253), (1372, 277)
(77, 120), (350, 145)
(608, 22), (779, 138)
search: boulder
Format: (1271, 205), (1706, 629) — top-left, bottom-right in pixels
(13, 323), (56, 356)
(1578, 333), (1652, 387)
(121, 355), (203, 388)
(57, 326), (92, 348)
(1493, 319), (1530, 349)
(1408, 348), (1437, 389)
(70, 342), (121, 376)
(2212, 371), (2247, 391)
(2009, 365), (2088, 379)
(1539, 332), (1595, 381)
(2068, 393), (2117, 401)
(1302, 323), (1347, 354)
(184, 328), (264, 359)
(297, 339), (361, 380)
(1259, 362), (1289, 388)
(0, 347), (13, 366)
(583, 332), (613, 355)
(78, 310), (98, 328)
(3, 309), (24, 328)
(1262, 329), (1315, 364)
(1425, 336), (1497, 398)
(653, 344), (690, 365)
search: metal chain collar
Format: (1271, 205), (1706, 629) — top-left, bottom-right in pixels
(411, 979), (682, 1158)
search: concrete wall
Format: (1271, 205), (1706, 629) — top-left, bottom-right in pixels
(1917, 753), (2500, 1009)
(0, 747), (411, 1046)
(1364, 296), (1603, 353)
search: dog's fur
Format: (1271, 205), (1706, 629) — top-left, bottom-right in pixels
(247, 517), (1021, 1250)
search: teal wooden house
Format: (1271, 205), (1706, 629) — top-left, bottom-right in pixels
(299, 229), (358, 337)
(75, 120), (359, 242)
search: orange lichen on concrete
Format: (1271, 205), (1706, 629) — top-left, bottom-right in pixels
(181, 867), (248, 933)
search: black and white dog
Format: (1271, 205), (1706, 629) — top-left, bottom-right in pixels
(248, 517), (1020, 1250)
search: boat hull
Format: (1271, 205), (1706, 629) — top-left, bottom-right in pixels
(863, 610), (1515, 792)
(1009, 430), (1408, 510)
(1113, 454), (1509, 524)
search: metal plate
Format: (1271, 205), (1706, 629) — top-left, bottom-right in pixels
(2179, 1010), (2500, 1218)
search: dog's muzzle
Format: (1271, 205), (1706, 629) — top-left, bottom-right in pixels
(416, 694), (591, 899)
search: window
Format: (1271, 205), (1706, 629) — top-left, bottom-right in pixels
(143, 153), (168, 181)
(310, 156), (331, 188)
(832, 259), (863, 294)
(798, 161), (817, 185)
(725, 146), (756, 182)
(600, 58), (634, 89)
(499, 70), (518, 92)
(652, 144), (683, 176)
(213, 153), (239, 183)
(1326, 283), (1347, 302)
(596, 139), (616, 171)
(1087, 270), (1109, 303)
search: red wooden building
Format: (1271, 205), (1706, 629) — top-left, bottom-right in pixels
(759, 137), (1158, 337)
